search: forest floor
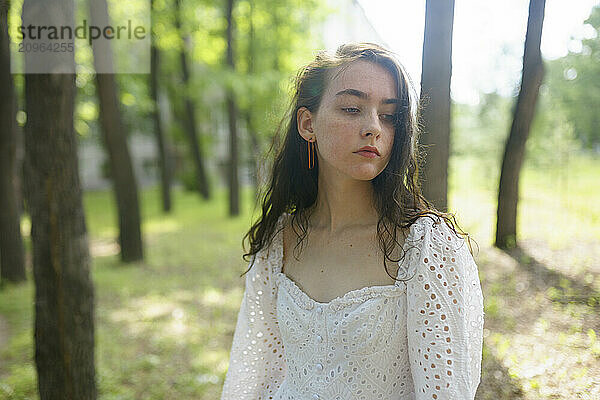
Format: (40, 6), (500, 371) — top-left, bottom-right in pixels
(0, 315), (8, 353)
(474, 237), (600, 400)
(0, 155), (599, 399)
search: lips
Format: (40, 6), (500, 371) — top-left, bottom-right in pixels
(355, 146), (380, 156)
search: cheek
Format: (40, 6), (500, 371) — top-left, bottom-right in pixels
(318, 119), (355, 152)
(371, 130), (395, 169)
(384, 131), (395, 152)
(328, 117), (356, 135)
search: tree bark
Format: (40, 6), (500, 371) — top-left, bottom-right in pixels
(226, 0), (239, 216)
(174, 0), (210, 199)
(89, 0), (144, 262)
(244, 0), (262, 204)
(244, 110), (261, 202)
(150, 0), (172, 213)
(24, 74), (97, 400)
(419, 0), (455, 212)
(496, 0), (546, 249)
(0, 0), (26, 284)
(22, 2), (95, 398)
(269, 1), (282, 153)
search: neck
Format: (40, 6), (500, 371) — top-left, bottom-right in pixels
(308, 168), (378, 234)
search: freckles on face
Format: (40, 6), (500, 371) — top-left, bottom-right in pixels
(313, 60), (398, 180)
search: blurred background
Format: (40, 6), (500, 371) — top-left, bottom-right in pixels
(0, 0), (598, 399)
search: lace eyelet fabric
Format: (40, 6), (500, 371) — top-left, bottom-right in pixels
(221, 213), (484, 400)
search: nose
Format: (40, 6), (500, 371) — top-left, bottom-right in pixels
(361, 108), (382, 139)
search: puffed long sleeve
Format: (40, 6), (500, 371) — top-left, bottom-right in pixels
(406, 217), (484, 400)
(220, 249), (287, 400)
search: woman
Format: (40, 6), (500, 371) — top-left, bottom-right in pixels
(220, 42), (484, 400)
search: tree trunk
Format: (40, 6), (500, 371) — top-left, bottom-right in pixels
(24, 74), (97, 400)
(244, 0), (261, 204)
(419, 0), (455, 212)
(270, 2), (282, 153)
(244, 110), (261, 202)
(89, 0), (144, 262)
(22, 3), (96, 398)
(174, 0), (210, 199)
(14, 93), (25, 217)
(226, 0), (239, 216)
(150, 0), (172, 213)
(0, 0), (26, 284)
(495, 0), (546, 249)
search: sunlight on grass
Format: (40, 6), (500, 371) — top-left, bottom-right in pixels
(109, 295), (192, 339)
(202, 287), (228, 306)
(450, 153), (600, 248)
(90, 239), (120, 257)
(143, 218), (181, 235)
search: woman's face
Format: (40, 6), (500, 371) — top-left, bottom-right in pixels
(298, 60), (399, 182)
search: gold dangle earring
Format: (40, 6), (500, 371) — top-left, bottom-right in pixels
(307, 139), (316, 169)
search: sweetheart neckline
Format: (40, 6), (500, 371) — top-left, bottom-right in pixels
(276, 270), (405, 307)
(274, 213), (425, 307)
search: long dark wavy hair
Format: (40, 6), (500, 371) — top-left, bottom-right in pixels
(241, 42), (476, 281)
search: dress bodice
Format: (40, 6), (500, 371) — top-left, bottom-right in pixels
(220, 213), (485, 400)
(276, 273), (414, 399)
(271, 213), (421, 399)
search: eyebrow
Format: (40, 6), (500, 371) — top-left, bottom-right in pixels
(335, 88), (400, 105)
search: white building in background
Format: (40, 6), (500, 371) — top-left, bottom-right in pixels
(78, 134), (159, 191)
(78, 0), (386, 191)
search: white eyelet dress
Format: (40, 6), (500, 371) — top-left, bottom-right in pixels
(220, 213), (484, 400)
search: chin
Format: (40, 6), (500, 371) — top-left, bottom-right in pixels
(323, 160), (384, 181)
(349, 166), (384, 181)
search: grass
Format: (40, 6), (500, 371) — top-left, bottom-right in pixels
(449, 152), (600, 246)
(1, 185), (259, 400)
(1, 152), (599, 399)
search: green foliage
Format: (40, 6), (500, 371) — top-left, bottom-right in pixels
(9, 0), (331, 177)
(541, 5), (600, 151)
(451, 93), (512, 192)
(452, 4), (600, 177)
(153, 0), (331, 179)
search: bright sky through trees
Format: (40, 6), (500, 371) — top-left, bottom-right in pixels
(357, 0), (599, 104)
